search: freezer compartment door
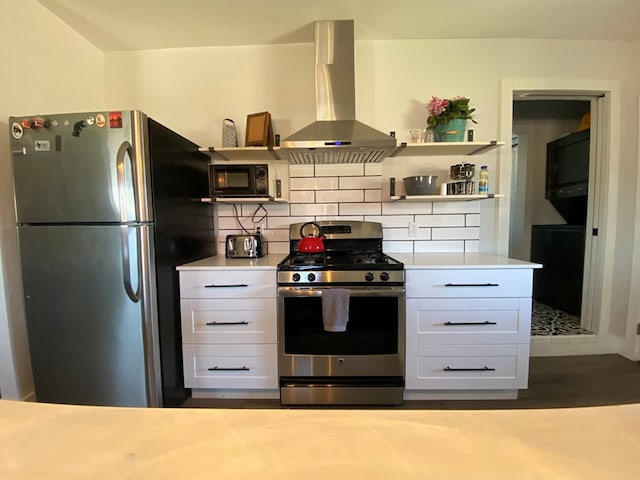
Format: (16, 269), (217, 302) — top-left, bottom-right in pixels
(10, 111), (152, 223)
(18, 224), (159, 407)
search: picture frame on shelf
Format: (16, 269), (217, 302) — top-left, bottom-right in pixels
(245, 111), (274, 147)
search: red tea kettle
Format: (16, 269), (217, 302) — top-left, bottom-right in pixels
(297, 222), (325, 253)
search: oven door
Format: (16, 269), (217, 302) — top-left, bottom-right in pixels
(277, 285), (405, 405)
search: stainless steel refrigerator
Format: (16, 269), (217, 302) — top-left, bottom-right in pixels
(10, 110), (214, 407)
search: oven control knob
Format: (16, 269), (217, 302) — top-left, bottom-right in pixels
(292, 273), (301, 282)
(307, 273), (316, 282)
(365, 272), (374, 282)
(380, 272), (390, 282)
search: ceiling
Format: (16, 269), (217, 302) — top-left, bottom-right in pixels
(36, 0), (640, 52)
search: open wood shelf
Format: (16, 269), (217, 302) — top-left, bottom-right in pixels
(390, 140), (504, 157)
(200, 146), (282, 161)
(388, 194), (504, 202)
(201, 196), (288, 204)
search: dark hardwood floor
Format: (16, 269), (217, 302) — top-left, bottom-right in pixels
(182, 354), (640, 410)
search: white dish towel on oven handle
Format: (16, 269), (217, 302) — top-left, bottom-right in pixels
(322, 289), (350, 332)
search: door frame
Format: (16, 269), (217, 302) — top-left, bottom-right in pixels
(498, 78), (621, 354)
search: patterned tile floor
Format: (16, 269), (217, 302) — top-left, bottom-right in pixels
(531, 300), (594, 336)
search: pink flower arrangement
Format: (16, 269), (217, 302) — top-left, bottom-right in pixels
(427, 96), (476, 128)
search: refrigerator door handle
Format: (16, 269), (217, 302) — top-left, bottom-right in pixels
(116, 141), (140, 222)
(120, 225), (142, 303)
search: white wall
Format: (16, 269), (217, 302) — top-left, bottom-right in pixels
(622, 39), (640, 359)
(0, 1), (105, 399)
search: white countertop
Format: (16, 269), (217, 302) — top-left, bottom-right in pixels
(393, 253), (542, 269)
(177, 254), (541, 270)
(177, 254), (281, 270)
(1, 399), (638, 479)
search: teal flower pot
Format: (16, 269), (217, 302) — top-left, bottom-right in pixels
(433, 118), (467, 142)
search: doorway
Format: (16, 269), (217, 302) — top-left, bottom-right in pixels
(510, 99), (594, 338)
(498, 80), (618, 356)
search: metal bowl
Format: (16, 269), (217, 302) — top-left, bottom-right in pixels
(403, 176), (438, 195)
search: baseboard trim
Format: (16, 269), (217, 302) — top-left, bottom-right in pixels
(191, 389), (279, 400)
(404, 389), (518, 400)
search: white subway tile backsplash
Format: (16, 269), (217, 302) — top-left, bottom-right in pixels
(431, 227), (480, 240)
(339, 203), (382, 216)
(215, 204), (235, 216)
(364, 163), (383, 176)
(212, 168), (490, 255)
(290, 203), (339, 216)
(366, 215), (414, 227)
(289, 190), (315, 203)
(364, 189), (382, 202)
(414, 241), (465, 253)
(267, 216), (311, 229)
(382, 202), (432, 215)
(240, 203), (285, 217)
(433, 200), (481, 214)
(315, 164), (364, 177)
(217, 216), (250, 230)
(466, 213), (481, 227)
(383, 241), (414, 253)
(340, 176), (382, 189)
(316, 215), (364, 222)
(416, 214), (465, 227)
(259, 203), (291, 216)
(316, 190), (364, 203)
(289, 165), (314, 177)
(261, 229), (290, 242)
(464, 240), (480, 252)
(383, 227), (430, 241)
(265, 242), (290, 254)
(290, 177), (339, 191)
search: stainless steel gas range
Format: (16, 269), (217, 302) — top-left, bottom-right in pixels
(277, 220), (405, 406)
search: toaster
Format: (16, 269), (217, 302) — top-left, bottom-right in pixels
(225, 234), (265, 258)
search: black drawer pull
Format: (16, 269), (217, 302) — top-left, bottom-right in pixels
(444, 321), (498, 326)
(206, 321), (249, 326)
(204, 284), (248, 288)
(444, 283), (499, 287)
(208, 366), (250, 371)
(444, 366), (496, 372)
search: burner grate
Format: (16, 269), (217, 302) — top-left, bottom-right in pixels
(348, 250), (390, 265)
(289, 252), (326, 266)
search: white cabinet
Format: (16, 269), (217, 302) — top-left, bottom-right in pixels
(179, 269), (278, 397)
(405, 268), (533, 399)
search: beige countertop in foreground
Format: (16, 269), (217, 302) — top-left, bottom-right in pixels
(177, 253), (541, 270)
(1, 400), (638, 479)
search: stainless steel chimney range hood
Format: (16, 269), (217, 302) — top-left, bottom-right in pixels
(281, 20), (397, 164)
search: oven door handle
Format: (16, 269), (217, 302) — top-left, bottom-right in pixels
(277, 286), (405, 298)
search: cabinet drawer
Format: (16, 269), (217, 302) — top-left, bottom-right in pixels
(179, 270), (275, 299)
(406, 269), (532, 298)
(183, 344), (277, 389)
(181, 298), (276, 344)
(406, 344), (529, 390)
(406, 298), (531, 345)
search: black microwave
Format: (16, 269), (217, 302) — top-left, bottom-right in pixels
(545, 129), (590, 200)
(209, 164), (270, 197)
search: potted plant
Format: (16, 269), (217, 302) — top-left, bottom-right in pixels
(427, 96), (477, 142)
